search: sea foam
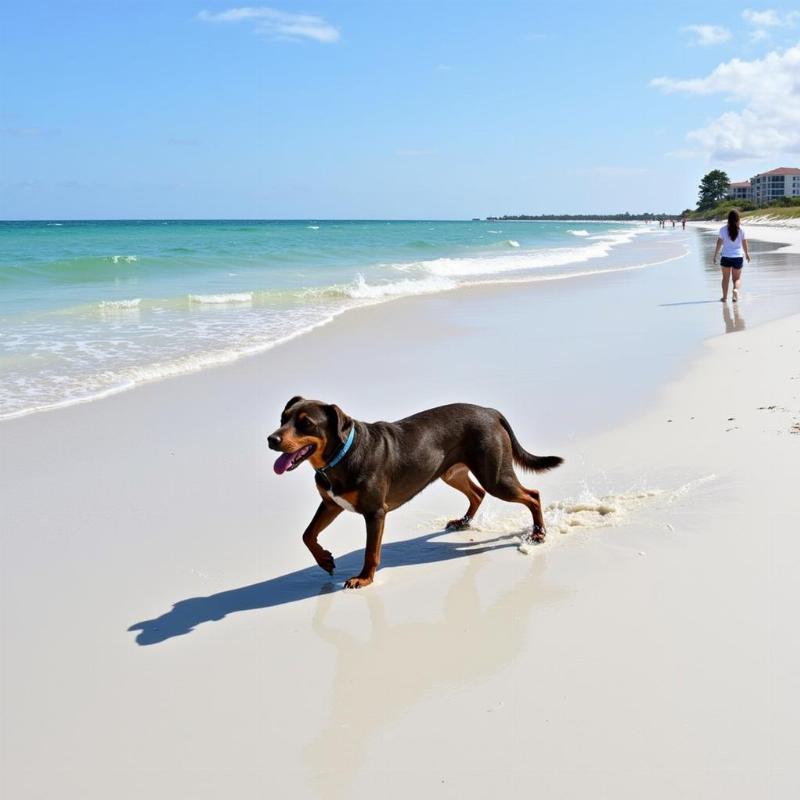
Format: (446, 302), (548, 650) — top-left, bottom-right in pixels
(343, 274), (457, 299)
(397, 230), (637, 279)
(189, 292), (253, 304)
(429, 473), (717, 555)
(98, 298), (141, 310)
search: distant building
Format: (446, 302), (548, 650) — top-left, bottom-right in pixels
(727, 181), (752, 201)
(749, 167), (800, 204)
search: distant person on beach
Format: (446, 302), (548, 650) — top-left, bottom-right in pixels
(681, 218), (686, 230)
(713, 209), (751, 303)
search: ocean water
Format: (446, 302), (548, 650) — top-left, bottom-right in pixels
(0, 219), (666, 419)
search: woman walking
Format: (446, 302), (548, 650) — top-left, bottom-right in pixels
(713, 209), (751, 302)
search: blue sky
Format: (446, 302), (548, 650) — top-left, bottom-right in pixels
(1, 1), (798, 218)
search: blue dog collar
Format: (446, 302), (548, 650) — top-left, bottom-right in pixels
(317, 424), (356, 475)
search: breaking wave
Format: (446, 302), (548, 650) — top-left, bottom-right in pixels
(332, 274), (457, 299)
(397, 229), (638, 279)
(189, 292), (253, 304)
(98, 298), (141, 310)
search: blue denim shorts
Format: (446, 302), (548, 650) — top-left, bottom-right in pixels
(720, 256), (743, 268)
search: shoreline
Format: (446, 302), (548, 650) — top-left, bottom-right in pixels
(4, 221), (797, 425)
(3, 221), (798, 425)
(0, 224), (676, 423)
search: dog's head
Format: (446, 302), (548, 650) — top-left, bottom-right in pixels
(267, 396), (351, 475)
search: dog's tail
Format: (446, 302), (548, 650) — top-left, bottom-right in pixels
(498, 414), (564, 473)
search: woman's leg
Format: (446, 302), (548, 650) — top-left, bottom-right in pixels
(720, 266), (731, 301)
(732, 267), (742, 301)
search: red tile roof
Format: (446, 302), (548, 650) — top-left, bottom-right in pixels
(754, 167), (800, 177)
(730, 181), (751, 187)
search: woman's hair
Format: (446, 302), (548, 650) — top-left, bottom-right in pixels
(727, 209), (740, 241)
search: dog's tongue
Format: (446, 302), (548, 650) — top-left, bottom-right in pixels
(274, 452), (294, 475)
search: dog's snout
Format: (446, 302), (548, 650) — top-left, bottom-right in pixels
(267, 433), (282, 450)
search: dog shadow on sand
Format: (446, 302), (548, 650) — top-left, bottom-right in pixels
(128, 528), (526, 646)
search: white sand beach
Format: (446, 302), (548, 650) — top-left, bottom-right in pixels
(1, 226), (799, 799)
(690, 217), (800, 254)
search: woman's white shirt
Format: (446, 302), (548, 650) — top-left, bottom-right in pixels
(719, 225), (746, 258)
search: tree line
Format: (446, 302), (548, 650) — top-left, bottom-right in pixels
(694, 169), (800, 217)
(485, 213), (673, 221)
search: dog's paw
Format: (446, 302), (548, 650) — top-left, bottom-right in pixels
(445, 516), (471, 532)
(316, 550), (336, 575)
(531, 525), (546, 544)
(344, 575), (373, 589)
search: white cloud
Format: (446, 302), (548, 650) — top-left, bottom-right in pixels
(651, 43), (800, 160)
(743, 8), (781, 27)
(683, 24), (732, 45)
(198, 7), (340, 43)
(742, 8), (799, 28)
(742, 8), (799, 41)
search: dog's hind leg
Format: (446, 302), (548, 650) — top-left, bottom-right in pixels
(524, 487), (547, 542)
(441, 463), (485, 530)
(469, 448), (547, 543)
(485, 477), (547, 543)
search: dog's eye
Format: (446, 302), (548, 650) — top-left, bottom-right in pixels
(298, 417), (314, 432)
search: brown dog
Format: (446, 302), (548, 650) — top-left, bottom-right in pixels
(268, 398), (563, 588)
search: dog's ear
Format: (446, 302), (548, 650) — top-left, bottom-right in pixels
(324, 404), (350, 444)
(283, 395), (304, 415)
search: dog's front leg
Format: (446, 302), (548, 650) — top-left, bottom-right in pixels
(345, 508), (386, 589)
(302, 501), (342, 575)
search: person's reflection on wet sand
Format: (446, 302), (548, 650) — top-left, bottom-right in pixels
(722, 303), (746, 334)
(304, 549), (570, 799)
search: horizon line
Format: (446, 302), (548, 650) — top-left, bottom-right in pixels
(0, 213), (682, 223)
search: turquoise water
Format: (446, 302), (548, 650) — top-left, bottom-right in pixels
(0, 219), (653, 418)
